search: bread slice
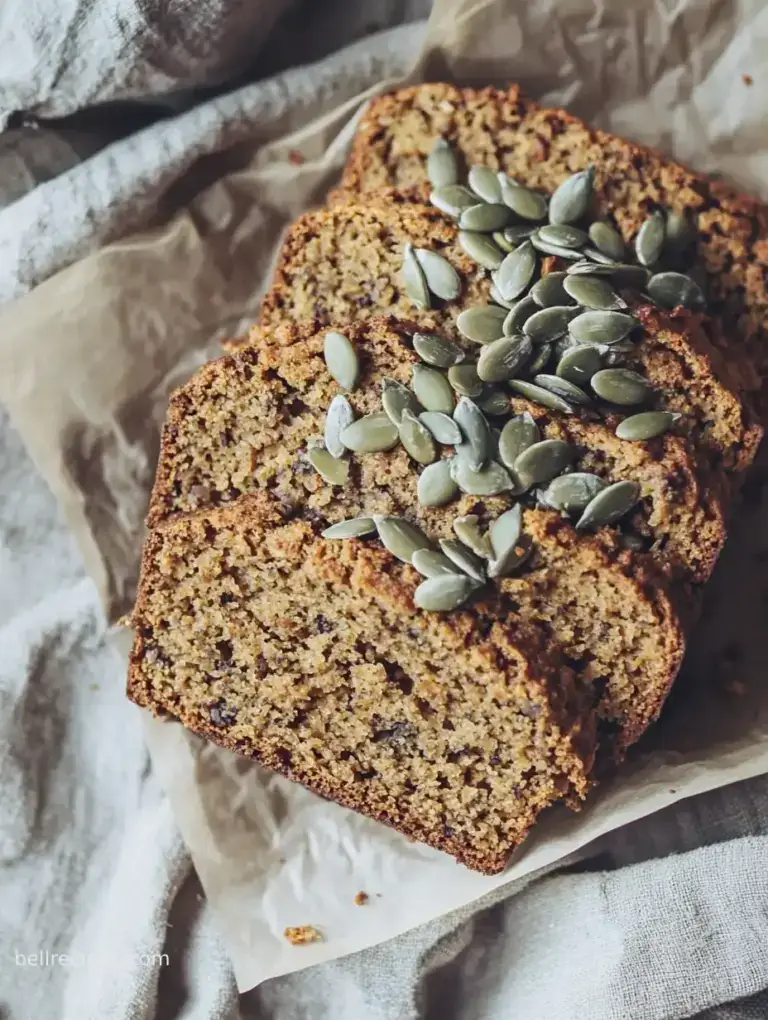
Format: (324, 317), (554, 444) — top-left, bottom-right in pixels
(143, 316), (684, 761)
(128, 495), (597, 874)
(339, 83), (768, 405)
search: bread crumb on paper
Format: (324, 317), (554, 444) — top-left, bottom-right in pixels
(284, 925), (324, 946)
(354, 891), (369, 906)
(743, 74), (753, 86)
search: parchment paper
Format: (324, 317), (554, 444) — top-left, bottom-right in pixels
(2, 0), (768, 992)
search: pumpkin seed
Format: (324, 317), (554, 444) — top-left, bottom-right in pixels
(468, 164), (502, 203)
(664, 208), (697, 263)
(419, 411), (463, 445)
(496, 240), (537, 301)
(458, 230), (504, 269)
(542, 472), (606, 514)
(452, 515), (494, 559)
(492, 230), (517, 254)
(448, 363), (484, 398)
(548, 167), (595, 224)
(414, 249), (462, 301)
(417, 459), (459, 507)
(489, 534), (534, 578)
(340, 412), (399, 453)
(499, 413), (540, 471)
(413, 332), (465, 368)
(477, 333), (534, 382)
(499, 180), (548, 221)
(381, 377), (421, 425)
(504, 224), (536, 244)
(582, 246), (618, 265)
(489, 504), (522, 559)
(412, 364), (455, 413)
(533, 373), (592, 406)
(431, 184), (478, 218)
(489, 281), (514, 308)
(402, 242), (431, 309)
(556, 345), (602, 385)
(523, 304), (580, 344)
(477, 387), (511, 415)
(647, 271), (706, 311)
(529, 231), (583, 260)
(526, 341), (554, 375)
(563, 274), (627, 310)
(374, 516), (433, 563)
(308, 446), (350, 485)
(608, 264), (652, 290)
(615, 410), (680, 441)
(412, 548), (463, 578)
(591, 368), (654, 406)
(538, 224), (589, 248)
(503, 294), (537, 334)
(456, 304), (507, 344)
(568, 310), (637, 345)
(566, 259), (622, 277)
(439, 539), (487, 582)
(322, 517), (377, 539)
(324, 331), (360, 391)
(635, 211), (666, 267)
(588, 221), (625, 260)
(427, 137), (459, 188)
(454, 397), (492, 470)
(459, 203), (511, 232)
(450, 457), (516, 496)
(514, 439), (575, 487)
(620, 532), (647, 551)
(399, 409), (437, 464)
(531, 271), (573, 307)
(414, 574), (478, 612)
(508, 378), (575, 413)
(325, 394), (355, 459)
(576, 480), (641, 530)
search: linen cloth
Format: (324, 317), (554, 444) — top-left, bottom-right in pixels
(1, 3), (768, 1018)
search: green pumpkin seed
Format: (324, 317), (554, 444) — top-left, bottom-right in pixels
(439, 539), (487, 582)
(417, 459), (459, 507)
(308, 446), (350, 485)
(504, 224), (536, 244)
(503, 294), (537, 335)
(566, 259), (622, 277)
(374, 516), (433, 563)
(399, 409), (437, 464)
(477, 388), (511, 415)
(492, 231), (517, 254)
(532, 373), (592, 406)
(489, 281), (514, 308)
(325, 394), (355, 458)
(414, 574), (478, 612)
(489, 504), (522, 559)
(448, 363), (483, 398)
(568, 310), (637, 345)
(531, 271), (573, 308)
(591, 368), (654, 406)
(635, 211), (666, 267)
(526, 341), (554, 375)
(523, 305), (580, 344)
(608, 264), (652, 290)
(412, 548), (463, 578)
(529, 231), (583, 260)
(556, 345), (602, 386)
(456, 304), (507, 344)
(588, 221), (625, 260)
(499, 179), (548, 221)
(458, 230), (504, 269)
(582, 246), (618, 265)
(576, 481), (641, 530)
(322, 517), (377, 539)
(563, 274), (627, 310)
(452, 516), (494, 559)
(427, 137), (459, 188)
(454, 397), (492, 470)
(412, 364), (455, 413)
(548, 167), (595, 224)
(489, 534), (534, 578)
(542, 472), (606, 514)
(496, 240), (537, 302)
(324, 331), (360, 391)
(514, 439), (575, 487)
(450, 458), (516, 496)
(381, 377), (421, 425)
(459, 203), (511, 232)
(340, 412), (399, 453)
(413, 332), (465, 368)
(468, 164), (502, 203)
(402, 242), (431, 310)
(477, 334), (534, 382)
(508, 378), (575, 413)
(414, 249), (462, 301)
(498, 413), (540, 471)
(538, 224), (589, 248)
(418, 411), (463, 445)
(647, 271), (706, 311)
(431, 184), (479, 218)
(615, 410), (680, 441)
(620, 532), (647, 551)
(664, 209), (697, 263)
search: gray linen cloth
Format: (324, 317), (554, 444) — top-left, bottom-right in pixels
(1, 2), (768, 1018)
